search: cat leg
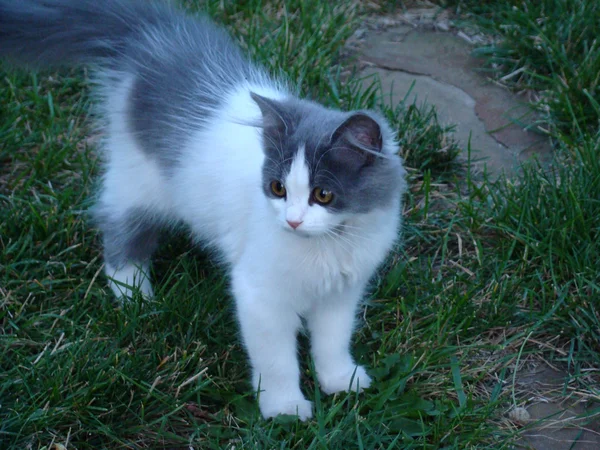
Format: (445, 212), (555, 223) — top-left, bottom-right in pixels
(94, 160), (164, 300)
(94, 123), (170, 300)
(99, 206), (160, 300)
(306, 284), (372, 394)
(232, 270), (312, 420)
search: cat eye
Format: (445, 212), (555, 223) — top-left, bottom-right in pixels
(312, 187), (333, 205)
(270, 180), (286, 198)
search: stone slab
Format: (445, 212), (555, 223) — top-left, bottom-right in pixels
(358, 27), (553, 176)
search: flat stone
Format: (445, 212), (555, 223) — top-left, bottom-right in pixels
(522, 402), (600, 450)
(358, 27), (552, 175)
(361, 67), (515, 171)
(513, 366), (600, 450)
(516, 366), (571, 389)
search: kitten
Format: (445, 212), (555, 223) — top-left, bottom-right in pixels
(0, 0), (407, 420)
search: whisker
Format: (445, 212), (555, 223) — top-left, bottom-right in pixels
(335, 229), (377, 244)
(325, 228), (359, 253)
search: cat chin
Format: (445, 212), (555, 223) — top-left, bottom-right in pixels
(282, 226), (316, 238)
(281, 224), (336, 238)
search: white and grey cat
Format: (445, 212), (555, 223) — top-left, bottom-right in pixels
(0, 0), (407, 420)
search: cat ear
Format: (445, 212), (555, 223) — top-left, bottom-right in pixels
(331, 113), (383, 165)
(250, 92), (289, 136)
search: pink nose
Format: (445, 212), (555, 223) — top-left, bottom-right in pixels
(287, 220), (303, 230)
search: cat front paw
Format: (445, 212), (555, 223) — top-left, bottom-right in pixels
(259, 393), (313, 421)
(319, 365), (372, 395)
(106, 263), (154, 301)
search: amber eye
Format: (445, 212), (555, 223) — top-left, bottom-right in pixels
(313, 187), (333, 205)
(270, 180), (286, 198)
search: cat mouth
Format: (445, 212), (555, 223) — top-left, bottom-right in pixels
(284, 226), (312, 238)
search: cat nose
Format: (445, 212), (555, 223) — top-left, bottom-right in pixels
(287, 220), (303, 230)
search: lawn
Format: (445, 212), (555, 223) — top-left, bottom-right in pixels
(1, 0), (599, 448)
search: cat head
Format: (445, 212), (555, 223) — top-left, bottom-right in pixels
(252, 92), (405, 237)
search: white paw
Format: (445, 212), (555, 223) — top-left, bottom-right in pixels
(105, 263), (154, 301)
(319, 365), (372, 395)
(259, 394), (313, 421)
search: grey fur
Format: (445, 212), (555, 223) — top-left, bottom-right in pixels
(255, 95), (404, 214)
(0, 0), (270, 167)
(0, 0), (168, 66)
(125, 12), (263, 165)
(97, 208), (162, 269)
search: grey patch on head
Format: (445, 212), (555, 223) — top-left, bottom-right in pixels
(252, 93), (405, 214)
(93, 207), (162, 269)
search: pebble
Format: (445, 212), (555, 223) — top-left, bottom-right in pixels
(508, 406), (532, 425)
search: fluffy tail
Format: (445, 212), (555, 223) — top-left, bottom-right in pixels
(0, 0), (176, 68)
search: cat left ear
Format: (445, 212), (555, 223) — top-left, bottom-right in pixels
(332, 113), (383, 164)
(250, 92), (289, 136)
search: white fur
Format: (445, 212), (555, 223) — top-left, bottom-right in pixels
(100, 80), (404, 420)
(105, 262), (153, 299)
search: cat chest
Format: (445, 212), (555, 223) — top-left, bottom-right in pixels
(283, 247), (367, 297)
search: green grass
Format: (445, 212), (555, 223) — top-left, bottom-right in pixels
(1, 0), (599, 448)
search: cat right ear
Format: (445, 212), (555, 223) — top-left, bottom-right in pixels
(250, 92), (289, 137)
